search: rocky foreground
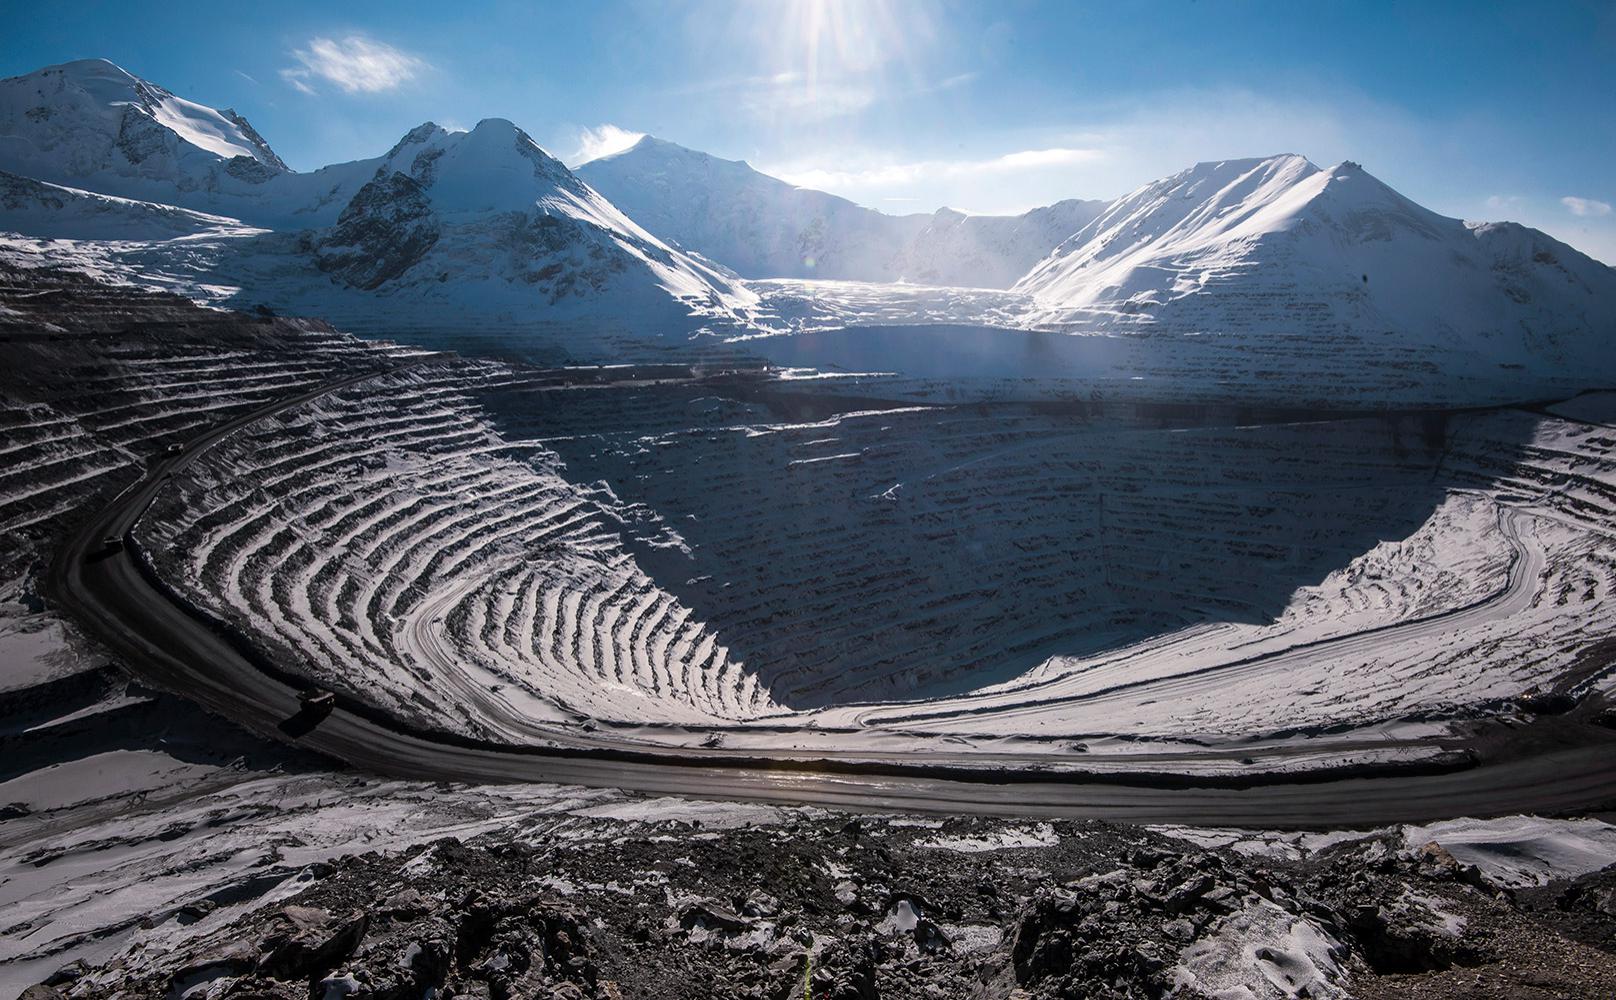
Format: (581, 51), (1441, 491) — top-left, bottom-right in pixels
(15, 803), (1615, 1000)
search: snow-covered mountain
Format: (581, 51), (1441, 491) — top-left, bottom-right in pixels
(577, 136), (1104, 287)
(303, 119), (754, 324)
(1015, 154), (1616, 384)
(0, 59), (289, 202)
(0, 59), (484, 230)
(0, 60), (755, 340)
(889, 199), (1106, 289)
(4, 60), (1611, 399)
(578, 136), (923, 281)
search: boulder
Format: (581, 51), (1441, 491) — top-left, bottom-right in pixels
(256, 906), (369, 979)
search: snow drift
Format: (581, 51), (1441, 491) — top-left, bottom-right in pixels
(0, 169), (261, 240)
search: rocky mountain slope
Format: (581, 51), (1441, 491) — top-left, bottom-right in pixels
(577, 136), (1105, 287)
(0, 169), (260, 240)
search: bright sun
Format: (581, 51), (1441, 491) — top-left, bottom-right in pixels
(764, 0), (930, 85)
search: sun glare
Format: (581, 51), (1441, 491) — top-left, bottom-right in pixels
(762, 0), (932, 95)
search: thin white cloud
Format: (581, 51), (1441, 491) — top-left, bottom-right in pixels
(669, 68), (974, 122)
(233, 69), (261, 86)
(739, 78), (877, 120)
(1562, 195), (1613, 217)
(934, 71), (980, 91)
(993, 148), (1101, 170)
(571, 124), (646, 165)
(282, 72), (317, 96)
(771, 147), (1105, 194)
(281, 35), (425, 96)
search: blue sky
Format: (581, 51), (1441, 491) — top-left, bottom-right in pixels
(5, 0), (1615, 261)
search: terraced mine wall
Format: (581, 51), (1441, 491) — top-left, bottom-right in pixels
(126, 342), (1616, 749)
(7, 264), (1612, 761)
(0, 264), (421, 697)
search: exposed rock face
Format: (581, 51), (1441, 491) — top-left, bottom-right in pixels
(219, 108), (289, 173)
(316, 171), (440, 289)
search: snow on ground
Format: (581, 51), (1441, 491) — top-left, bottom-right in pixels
(1160, 815), (1616, 889)
(0, 758), (832, 996)
(1171, 897), (1351, 1000)
(0, 172), (265, 242)
(571, 796), (798, 830)
(918, 823), (1058, 853)
(136, 363), (778, 735)
(0, 773), (605, 994)
(1147, 826), (1384, 862)
(0, 281), (421, 704)
(1402, 816), (1616, 889)
(0, 601), (80, 693)
(0, 749), (219, 813)
(6, 255), (1612, 761)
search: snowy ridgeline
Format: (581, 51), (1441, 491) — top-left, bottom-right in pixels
(3, 60), (1614, 409)
(576, 135), (1109, 287)
(128, 335), (1616, 753)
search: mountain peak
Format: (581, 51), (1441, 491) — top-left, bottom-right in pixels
(607, 134), (718, 164)
(594, 134), (765, 171)
(1016, 151), (1616, 387)
(367, 114), (585, 216)
(1169, 153), (1317, 188)
(469, 117), (522, 137)
(0, 56), (288, 182)
(31, 57), (136, 80)
(628, 134), (681, 153)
